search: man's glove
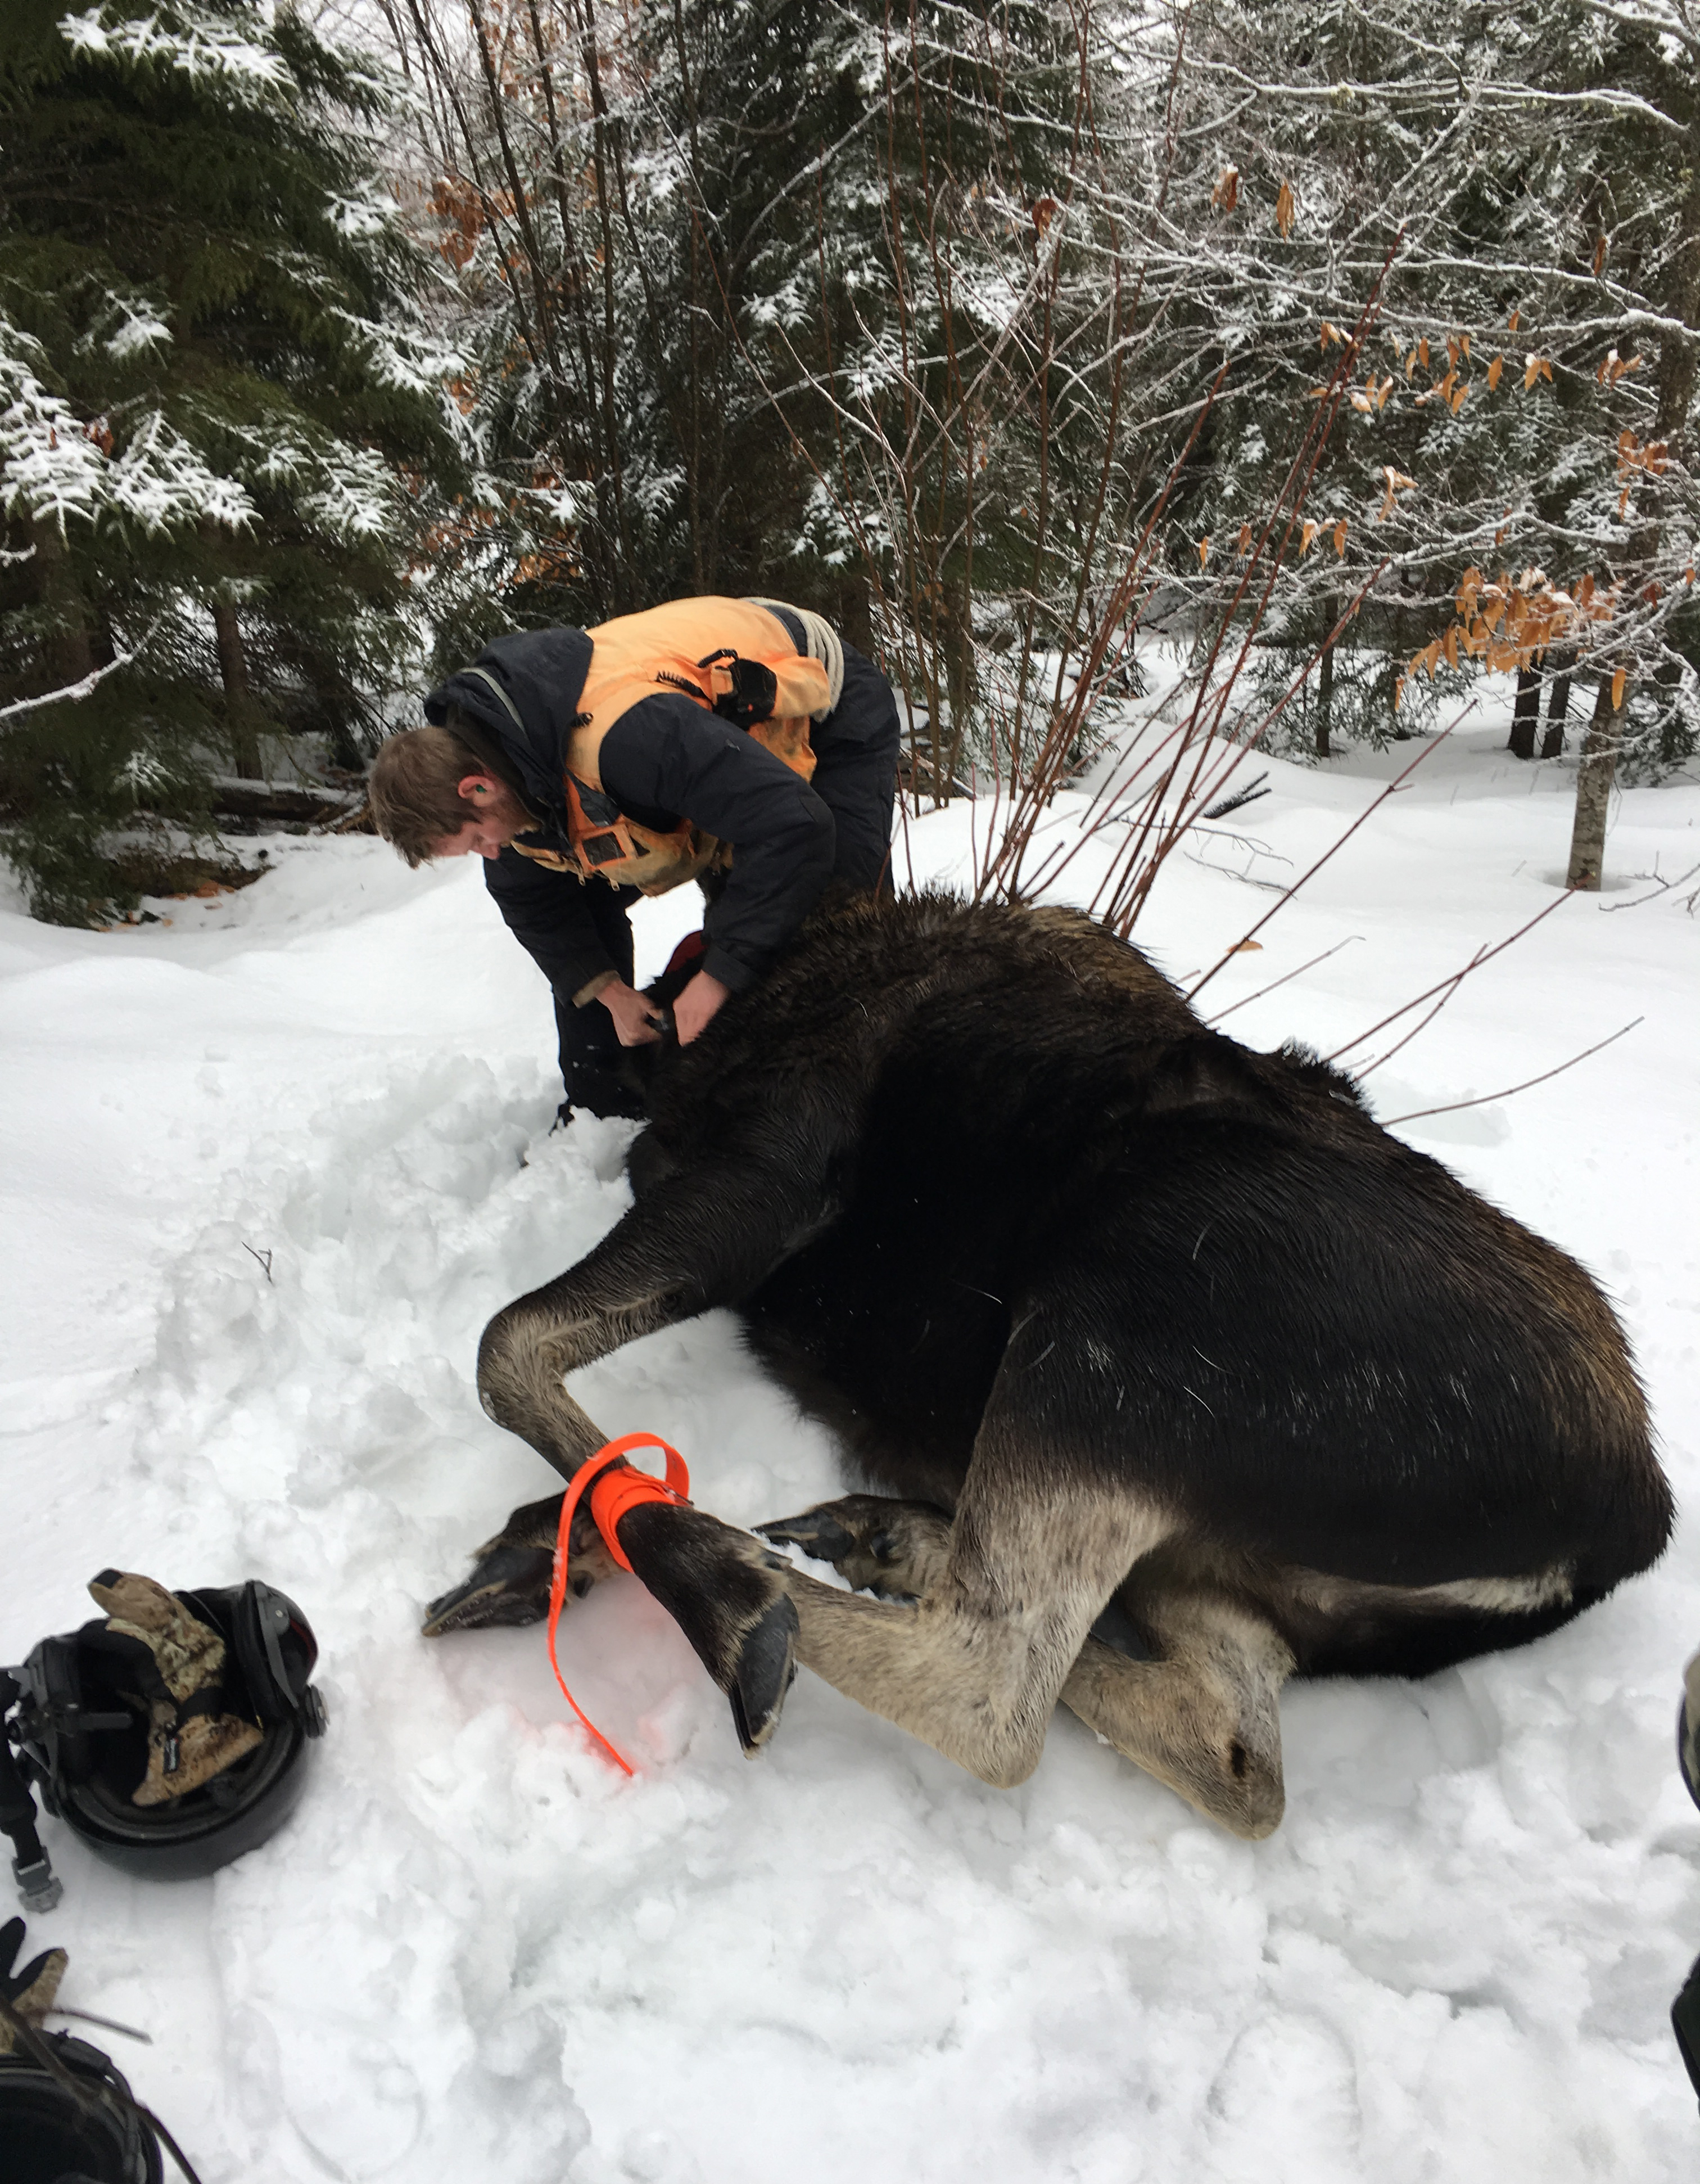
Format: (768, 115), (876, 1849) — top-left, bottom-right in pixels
(707, 654), (777, 731)
(0, 1915), (66, 2052)
(87, 1572), (263, 1807)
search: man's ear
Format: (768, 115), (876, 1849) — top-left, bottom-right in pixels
(456, 773), (495, 805)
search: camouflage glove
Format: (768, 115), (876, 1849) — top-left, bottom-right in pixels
(87, 1572), (262, 1807)
(0, 1915), (66, 2054)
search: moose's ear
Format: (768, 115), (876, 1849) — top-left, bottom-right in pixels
(1140, 1035), (1273, 1120)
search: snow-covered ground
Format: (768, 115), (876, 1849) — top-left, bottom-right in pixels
(3, 713), (1698, 2182)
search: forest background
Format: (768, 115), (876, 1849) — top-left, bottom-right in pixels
(1, 0), (1696, 926)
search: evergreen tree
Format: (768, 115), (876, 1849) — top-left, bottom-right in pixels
(0, 0), (462, 922)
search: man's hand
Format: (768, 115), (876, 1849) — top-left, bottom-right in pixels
(673, 969), (730, 1045)
(598, 978), (663, 1046)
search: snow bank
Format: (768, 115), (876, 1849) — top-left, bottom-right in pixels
(3, 725), (1698, 2180)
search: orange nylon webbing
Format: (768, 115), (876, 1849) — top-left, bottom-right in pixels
(546, 1434), (691, 1776)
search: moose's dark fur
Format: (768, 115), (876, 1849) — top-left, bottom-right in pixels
(424, 892), (1669, 1836)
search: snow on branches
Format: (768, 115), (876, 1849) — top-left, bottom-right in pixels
(1, 317), (255, 538)
(57, 4), (293, 103)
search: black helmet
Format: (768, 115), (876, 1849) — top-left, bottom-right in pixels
(3, 1581), (327, 1894)
(0, 2029), (165, 2183)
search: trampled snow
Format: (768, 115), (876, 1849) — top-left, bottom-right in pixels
(3, 716), (1698, 2181)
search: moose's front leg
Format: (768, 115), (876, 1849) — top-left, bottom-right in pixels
(421, 1493), (620, 1636)
(426, 1154), (833, 1752)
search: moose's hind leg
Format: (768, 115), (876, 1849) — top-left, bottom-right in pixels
(1060, 1585), (1294, 1839)
(768, 1309), (1178, 1788)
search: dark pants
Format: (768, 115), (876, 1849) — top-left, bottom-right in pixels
(810, 639), (902, 896)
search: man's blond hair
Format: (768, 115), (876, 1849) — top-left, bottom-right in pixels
(368, 724), (486, 868)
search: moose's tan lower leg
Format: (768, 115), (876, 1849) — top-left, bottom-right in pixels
(780, 1484), (1171, 1788)
(1060, 1591), (1294, 1839)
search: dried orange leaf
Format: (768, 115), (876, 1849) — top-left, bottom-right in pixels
(1508, 308), (1521, 331)
(1593, 233), (1608, 276)
(1418, 337), (1430, 369)
(1198, 536), (1210, 568)
(1276, 179), (1295, 237)
(1332, 518), (1348, 557)
(1300, 519), (1318, 555)
(1486, 354), (1503, 391)
(1237, 521), (1253, 554)
(1611, 666), (1626, 710)
(1213, 166), (1240, 213)
(1451, 382), (1470, 414)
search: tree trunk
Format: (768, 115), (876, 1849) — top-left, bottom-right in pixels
(1565, 678), (1627, 890)
(1315, 604), (1336, 758)
(33, 516), (94, 689)
(1541, 652), (1572, 759)
(1508, 665), (1540, 759)
(212, 597), (263, 780)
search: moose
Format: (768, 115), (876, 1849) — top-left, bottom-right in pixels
(422, 891), (1670, 1838)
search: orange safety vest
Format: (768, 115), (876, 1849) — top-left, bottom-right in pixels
(512, 598), (832, 896)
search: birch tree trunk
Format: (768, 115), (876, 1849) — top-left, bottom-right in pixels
(1565, 678), (1627, 890)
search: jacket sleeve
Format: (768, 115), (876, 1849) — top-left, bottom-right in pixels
(482, 846), (623, 1001)
(598, 695), (836, 991)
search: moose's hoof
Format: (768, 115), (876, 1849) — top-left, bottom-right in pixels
(758, 1494), (952, 1601)
(421, 1543), (555, 1636)
(726, 1594), (799, 1754)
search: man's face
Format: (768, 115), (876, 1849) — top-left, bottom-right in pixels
(430, 775), (531, 860)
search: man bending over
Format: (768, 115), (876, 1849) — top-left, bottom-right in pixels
(368, 597), (901, 1120)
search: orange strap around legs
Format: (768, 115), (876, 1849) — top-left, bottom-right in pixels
(546, 1433), (692, 1776)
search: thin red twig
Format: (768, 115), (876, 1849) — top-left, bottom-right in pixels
(1382, 1018), (1643, 1125)
(1185, 705), (1469, 1004)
